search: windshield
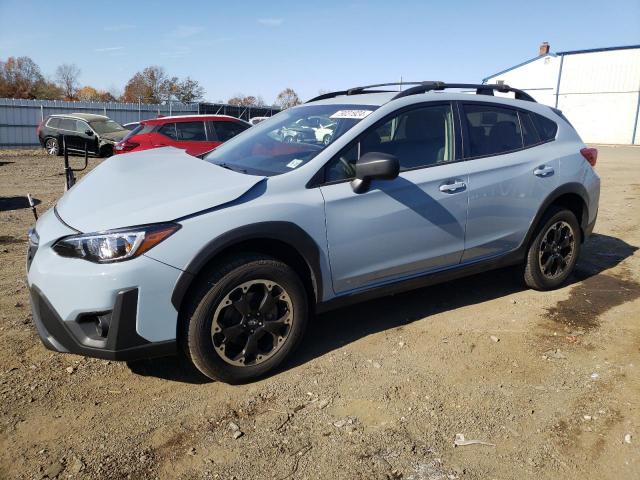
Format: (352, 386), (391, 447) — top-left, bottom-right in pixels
(203, 104), (378, 175)
(90, 119), (126, 134)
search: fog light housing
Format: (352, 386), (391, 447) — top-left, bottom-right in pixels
(95, 315), (110, 338)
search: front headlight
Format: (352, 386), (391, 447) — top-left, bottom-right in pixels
(52, 223), (180, 263)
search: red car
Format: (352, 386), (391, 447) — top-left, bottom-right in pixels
(114, 114), (251, 156)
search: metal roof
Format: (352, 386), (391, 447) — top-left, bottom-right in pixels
(482, 44), (640, 83)
(556, 44), (640, 55)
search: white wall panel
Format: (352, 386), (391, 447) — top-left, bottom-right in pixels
(560, 49), (640, 93)
(558, 92), (638, 144)
(484, 47), (640, 144)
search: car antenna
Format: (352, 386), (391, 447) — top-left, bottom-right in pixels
(63, 137), (89, 191)
(27, 193), (38, 220)
(63, 135), (75, 191)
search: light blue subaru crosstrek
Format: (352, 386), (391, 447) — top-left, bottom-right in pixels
(27, 82), (600, 383)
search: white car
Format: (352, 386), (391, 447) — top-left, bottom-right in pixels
(249, 117), (268, 126)
(313, 120), (336, 145)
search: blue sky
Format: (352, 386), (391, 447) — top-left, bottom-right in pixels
(0, 0), (638, 104)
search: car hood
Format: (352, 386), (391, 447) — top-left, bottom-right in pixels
(99, 130), (129, 142)
(56, 147), (265, 232)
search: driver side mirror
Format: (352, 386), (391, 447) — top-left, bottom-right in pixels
(85, 129), (93, 136)
(350, 152), (399, 194)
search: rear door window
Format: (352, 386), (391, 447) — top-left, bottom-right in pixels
(175, 121), (207, 141)
(47, 117), (61, 128)
(462, 104), (523, 158)
(59, 118), (76, 131)
(214, 121), (249, 142)
(158, 123), (177, 140)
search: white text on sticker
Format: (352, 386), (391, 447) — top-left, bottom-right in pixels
(330, 110), (373, 119)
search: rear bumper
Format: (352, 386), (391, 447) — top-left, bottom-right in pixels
(584, 208), (597, 239)
(30, 285), (176, 361)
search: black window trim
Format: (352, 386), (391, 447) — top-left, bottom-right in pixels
(458, 100), (558, 161)
(205, 121), (219, 142)
(308, 100), (463, 188)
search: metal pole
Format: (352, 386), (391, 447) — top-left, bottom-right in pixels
(40, 104), (44, 122)
(554, 54), (565, 109)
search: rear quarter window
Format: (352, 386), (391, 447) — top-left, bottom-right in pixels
(124, 123), (155, 141)
(47, 117), (61, 128)
(531, 113), (558, 142)
(518, 112), (541, 147)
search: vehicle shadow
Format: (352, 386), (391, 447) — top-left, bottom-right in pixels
(0, 196), (41, 212)
(127, 233), (636, 384)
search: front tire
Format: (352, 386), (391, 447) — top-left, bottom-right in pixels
(180, 255), (308, 383)
(524, 207), (581, 290)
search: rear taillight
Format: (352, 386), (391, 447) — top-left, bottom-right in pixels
(114, 140), (139, 154)
(36, 120), (44, 135)
(580, 147), (598, 167)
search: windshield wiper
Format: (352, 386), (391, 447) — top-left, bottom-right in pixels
(217, 162), (248, 174)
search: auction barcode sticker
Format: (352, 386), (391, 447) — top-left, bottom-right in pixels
(330, 110), (373, 119)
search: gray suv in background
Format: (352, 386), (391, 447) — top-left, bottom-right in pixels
(27, 81), (600, 383)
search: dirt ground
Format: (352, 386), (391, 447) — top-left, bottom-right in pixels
(0, 146), (638, 480)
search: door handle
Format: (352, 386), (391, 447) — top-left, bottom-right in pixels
(534, 165), (554, 177)
(439, 181), (466, 193)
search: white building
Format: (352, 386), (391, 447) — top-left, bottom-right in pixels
(482, 43), (640, 145)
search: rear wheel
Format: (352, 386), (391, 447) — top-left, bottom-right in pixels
(45, 137), (60, 156)
(524, 207), (581, 290)
(180, 254), (308, 383)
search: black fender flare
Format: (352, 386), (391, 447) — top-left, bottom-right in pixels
(521, 182), (591, 250)
(170, 222), (324, 311)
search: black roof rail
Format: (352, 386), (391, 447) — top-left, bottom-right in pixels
(392, 82), (537, 102)
(306, 82), (424, 103)
(306, 81), (536, 103)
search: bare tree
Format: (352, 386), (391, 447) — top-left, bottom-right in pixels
(174, 77), (205, 103)
(275, 88), (301, 109)
(55, 64), (81, 100)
